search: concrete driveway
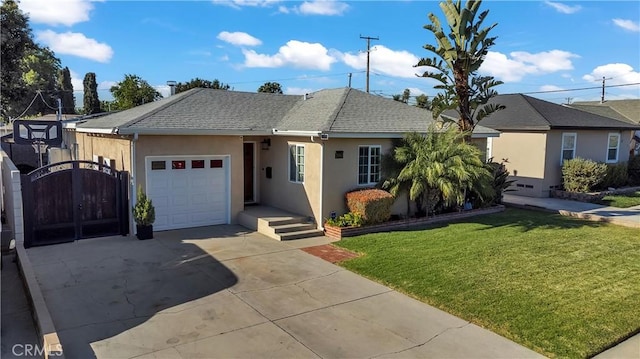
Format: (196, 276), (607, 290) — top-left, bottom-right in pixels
(26, 226), (543, 359)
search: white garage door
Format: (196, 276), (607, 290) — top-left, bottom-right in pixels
(145, 156), (230, 231)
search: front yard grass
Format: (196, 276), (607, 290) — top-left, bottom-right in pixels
(596, 191), (640, 208)
(334, 208), (640, 358)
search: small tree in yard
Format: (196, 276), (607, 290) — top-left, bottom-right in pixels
(415, 0), (504, 133)
(383, 125), (492, 216)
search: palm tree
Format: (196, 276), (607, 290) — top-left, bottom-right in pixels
(384, 125), (492, 216)
(415, 0), (503, 133)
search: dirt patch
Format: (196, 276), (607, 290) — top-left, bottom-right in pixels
(301, 244), (360, 264)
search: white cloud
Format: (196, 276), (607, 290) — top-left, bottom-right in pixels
(480, 50), (579, 82)
(69, 70), (84, 93)
(212, 0), (280, 9)
(612, 19), (640, 32)
(154, 85), (170, 98)
(539, 85), (565, 92)
(407, 87), (426, 96)
(296, 0), (349, 15)
(242, 40), (336, 70)
(544, 1), (581, 14)
(217, 31), (262, 46)
(18, 0), (95, 26)
(285, 87), (316, 95)
(582, 63), (640, 88)
(342, 45), (424, 78)
(98, 81), (117, 90)
(36, 30), (113, 63)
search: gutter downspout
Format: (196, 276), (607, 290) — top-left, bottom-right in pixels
(130, 132), (138, 236)
(318, 141), (324, 230)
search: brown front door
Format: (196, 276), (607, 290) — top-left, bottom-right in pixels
(243, 142), (254, 202)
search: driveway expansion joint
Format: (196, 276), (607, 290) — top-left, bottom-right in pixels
(370, 322), (472, 359)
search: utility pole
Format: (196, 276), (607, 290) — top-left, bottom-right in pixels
(601, 76), (605, 103)
(360, 35), (379, 93)
(348, 73), (352, 88)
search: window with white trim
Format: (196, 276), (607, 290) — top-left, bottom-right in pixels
(606, 133), (620, 163)
(358, 145), (381, 185)
(561, 133), (576, 164)
(289, 144), (304, 183)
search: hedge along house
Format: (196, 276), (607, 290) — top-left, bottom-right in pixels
(477, 94), (640, 198)
(68, 87), (498, 237)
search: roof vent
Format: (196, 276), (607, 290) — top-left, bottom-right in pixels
(167, 80), (177, 96)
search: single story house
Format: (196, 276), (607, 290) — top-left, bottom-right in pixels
(67, 87), (498, 235)
(476, 94), (640, 197)
(567, 99), (640, 154)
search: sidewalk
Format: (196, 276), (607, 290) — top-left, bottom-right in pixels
(503, 194), (640, 228)
(1, 253), (40, 359)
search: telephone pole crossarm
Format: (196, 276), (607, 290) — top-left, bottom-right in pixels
(360, 35), (379, 93)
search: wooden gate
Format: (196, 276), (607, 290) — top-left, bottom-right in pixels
(22, 161), (129, 247)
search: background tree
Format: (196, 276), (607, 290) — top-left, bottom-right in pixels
(58, 67), (75, 114)
(257, 82), (283, 94)
(19, 45), (61, 116)
(392, 88), (411, 104)
(415, 0), (503, 133)
(1, 0), (33, 120)
(83, 72), (101, 114)
(175, 78), (230, 94)
(415, 94), (432, 109)
(110, 74), (161, 110)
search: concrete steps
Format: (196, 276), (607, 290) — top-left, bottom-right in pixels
(238, 207), (324, 241)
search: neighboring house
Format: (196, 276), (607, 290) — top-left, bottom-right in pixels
(568, 99), (640, 154)
(476, 94), (640, 198)
(67, 87), (498, 233)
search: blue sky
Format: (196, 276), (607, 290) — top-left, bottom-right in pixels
(19, 0), (640, 106)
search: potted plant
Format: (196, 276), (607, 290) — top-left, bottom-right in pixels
(133, 186), (155, 240)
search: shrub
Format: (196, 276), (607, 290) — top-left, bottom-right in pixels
(346, 189), (394, 225)
(562, 158), (607, 193)
(629, 154), (640, 185)
(325, 212), (363, 228)
(598, 163), (628, 189)
(133, 186), (155, 226)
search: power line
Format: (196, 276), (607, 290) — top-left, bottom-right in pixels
(519, 82), (639, 95)
(226, 71), (365, 86)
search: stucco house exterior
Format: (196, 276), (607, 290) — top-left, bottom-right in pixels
(478, 94), (640, 198)
(568, 99), (640, 154)
(66, 87), (498, 234)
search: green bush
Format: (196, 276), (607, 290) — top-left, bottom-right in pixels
(629, 154), (640, 185)
(598, 163), (628, 189)
(325, 212), (363, 227)
(346, 189), (394, 225)
(133, 186), (155, 226)
(562, 158), (607, 193)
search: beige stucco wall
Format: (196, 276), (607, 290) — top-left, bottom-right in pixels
(544, 129), (634, 193)
(73, 132), (132, 172)
(321, 138), (407, 221)
(135, 135), (244, 224)
(258, 136), (321, 224)
(489, 131), (548, 197)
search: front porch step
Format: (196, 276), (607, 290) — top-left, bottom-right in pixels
(278, 229), (325, 241)
(238, 206), (325, 241)
(272, 222), (318, 233)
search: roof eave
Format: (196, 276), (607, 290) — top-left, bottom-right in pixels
(117, 128), (272, 136)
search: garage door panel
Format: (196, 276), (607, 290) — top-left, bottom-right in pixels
(146, 156), (230, 231)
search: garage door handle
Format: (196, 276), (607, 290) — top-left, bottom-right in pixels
(78, 203), (83, 210)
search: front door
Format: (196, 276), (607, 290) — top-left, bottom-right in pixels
(243, 142), (255, 202)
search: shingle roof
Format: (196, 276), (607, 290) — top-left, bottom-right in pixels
(77, 87), (498, 136)
(569, 100), (640, 124)
(477, 94), (640, 131)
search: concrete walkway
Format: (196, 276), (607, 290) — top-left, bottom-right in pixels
(1, 254), (39, 359)
(24, 226), (543, 359)
(503, 194), (640, 228)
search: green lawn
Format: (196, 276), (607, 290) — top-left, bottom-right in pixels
(597, 191), (640, 208)
(334, 208), (640, 358)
